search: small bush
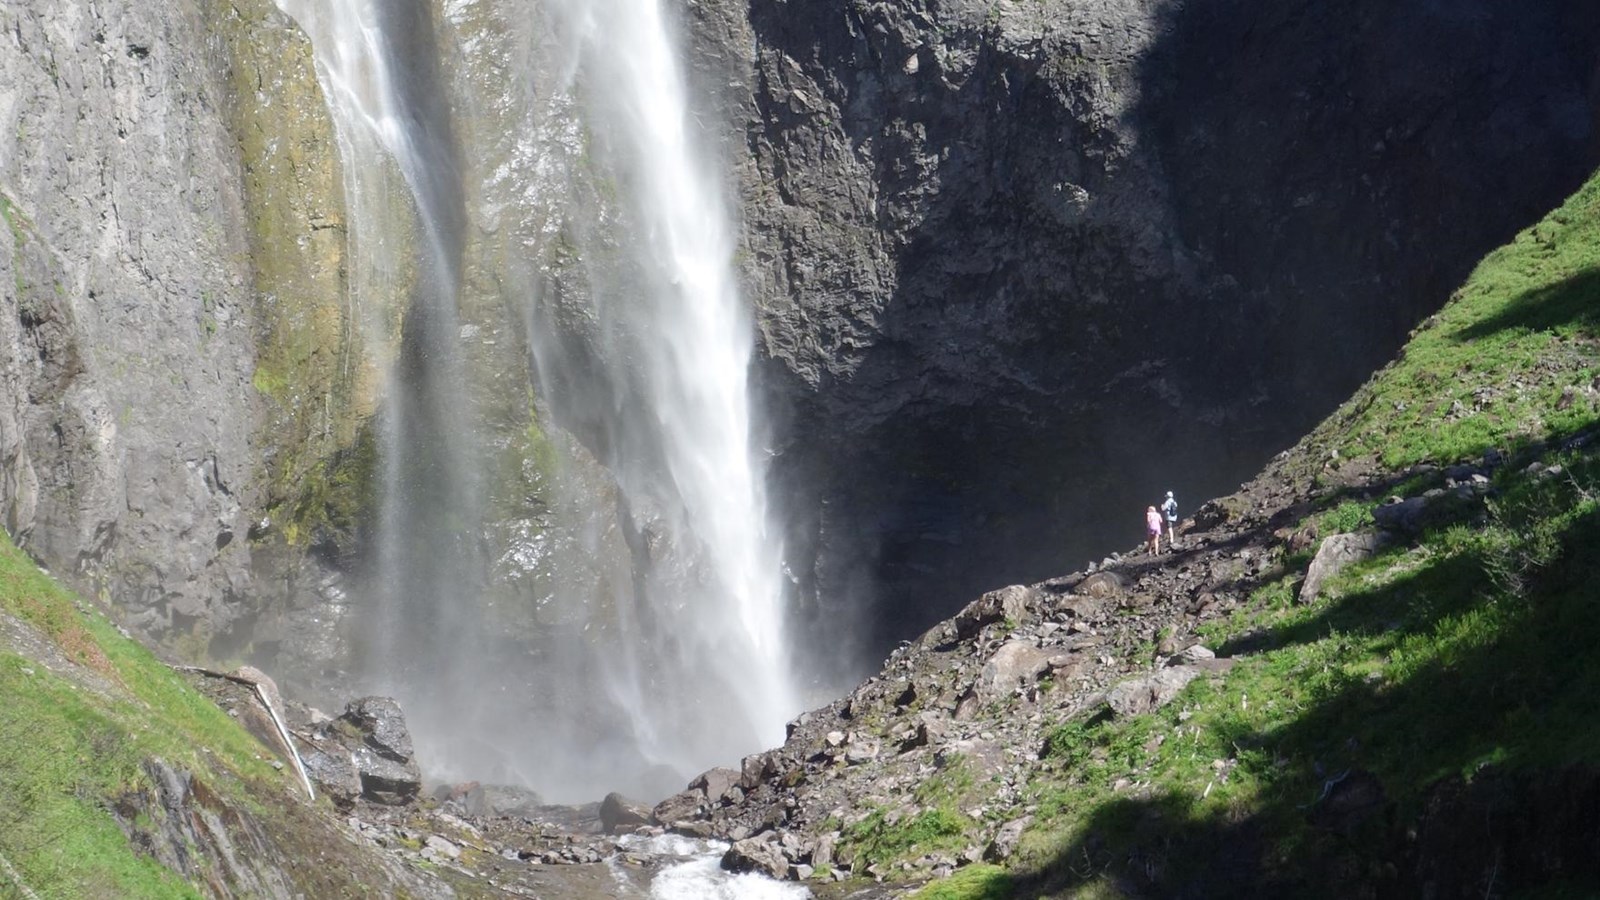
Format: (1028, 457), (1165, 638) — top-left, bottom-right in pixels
(1319, 500), (1373, 535)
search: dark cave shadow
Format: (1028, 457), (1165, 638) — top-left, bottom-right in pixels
(1453, 266), (1600, 342)
(748, 0), (1600, 661)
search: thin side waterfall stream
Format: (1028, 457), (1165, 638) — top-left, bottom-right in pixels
(272, 0), (801, 813)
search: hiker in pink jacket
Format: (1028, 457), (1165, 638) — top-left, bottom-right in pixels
(1145, 505), (1163, 555)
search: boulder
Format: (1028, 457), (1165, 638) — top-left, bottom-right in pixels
(298, 740), (362, 811)
(978, 641), (1056, 697)
(812, 832), (839, 869)
(942, 584), (1041, 645)
(652, 789), (707, 833)
(1105, 666), (1203, 718)
(1373, 496), (1429, 534)
(435, 781), (491, 816)
(986, 815), (1033, 862)
(689, 767), (740, 805)
(481, 784), (544, 817)
(333, 696), (422, 805)
(1076, 571), (1126, 599)
(896, 721), (929, 753)
(1299, 532), (1387, 603)
(722, 836), (788, 879)
(1058, 595), (1107, 621)
(844, 738), (880, 765)
(740, 752), (776, 789)
(343, 696), (416, 763)
(350, 748), (421, 805)
(600, 792), (651, 834)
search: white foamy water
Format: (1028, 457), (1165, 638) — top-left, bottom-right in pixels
(615, 835), (813, 900)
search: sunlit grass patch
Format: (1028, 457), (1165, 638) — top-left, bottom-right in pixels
(0, 532), (291, 896)
(1020, 446), (1600, 893)
(909, 863), (1014, 900)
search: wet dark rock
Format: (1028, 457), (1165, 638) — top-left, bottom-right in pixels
(295, 695), (421, 807)
(299, 738), (363, 811)
(343, 696), (415, 764)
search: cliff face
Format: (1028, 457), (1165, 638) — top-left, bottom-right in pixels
(735, 0), (1600, 656)
(0, 0), (357, 661)
(1, 0), (1598, 688)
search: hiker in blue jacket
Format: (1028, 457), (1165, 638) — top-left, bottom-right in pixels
(1161, 490), (1179, 548)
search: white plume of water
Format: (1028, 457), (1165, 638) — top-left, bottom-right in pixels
(535, 0), (797, 772)
(271, 0), (484, 761)
(276, 0), (798, 799)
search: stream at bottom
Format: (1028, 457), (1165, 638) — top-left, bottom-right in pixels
(611, 835), (813, 899)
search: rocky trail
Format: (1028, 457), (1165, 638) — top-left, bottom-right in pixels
(159, 434), (1522, 898)
(0, 424), (1542, 900)
(637, 440), (1515, 892)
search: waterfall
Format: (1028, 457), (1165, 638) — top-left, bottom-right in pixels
(529, 0), (797, 784)
(274, 0), (797, 801)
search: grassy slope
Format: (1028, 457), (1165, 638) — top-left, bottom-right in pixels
(0, 531), (293, 898)
(922, 170), (1600, 898)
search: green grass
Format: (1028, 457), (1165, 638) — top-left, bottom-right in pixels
(0, 657), (202, 898)
(1014, 451), (1600, 896)
(0, 531), (289, 897)
(1002, 168), (1600, 897)
(1305, 172), (1600, 470)
(909, 863), (1014, 900)
(842, 806), (976, 872)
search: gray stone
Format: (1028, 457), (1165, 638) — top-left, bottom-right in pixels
(652, 789), (707, 832)
(985, 815), (1033, 862)
(690, 766), (741, 805)
(1300, 533), (1387, 603)
(600, 792), (651, 834)
(978, 641), (1056, 697)
(298, 742), (361, 811)
(722, 837), (788, 879)
(740, 752), (776, 789)
(343, 696), (415, 763)
(424, 836), (460, 859)
(1373, 497), (1429, 533)
(844, 738), (881, 765)
(350, 747), (421, 806)
(1106, 666), (1204, 718)
(1077, 572), (1127, 599)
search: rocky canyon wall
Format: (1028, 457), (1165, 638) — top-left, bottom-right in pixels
(0, 0), (365, 665)
(730, 0), (1600, 660)
(1, 0), (1598, 706)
